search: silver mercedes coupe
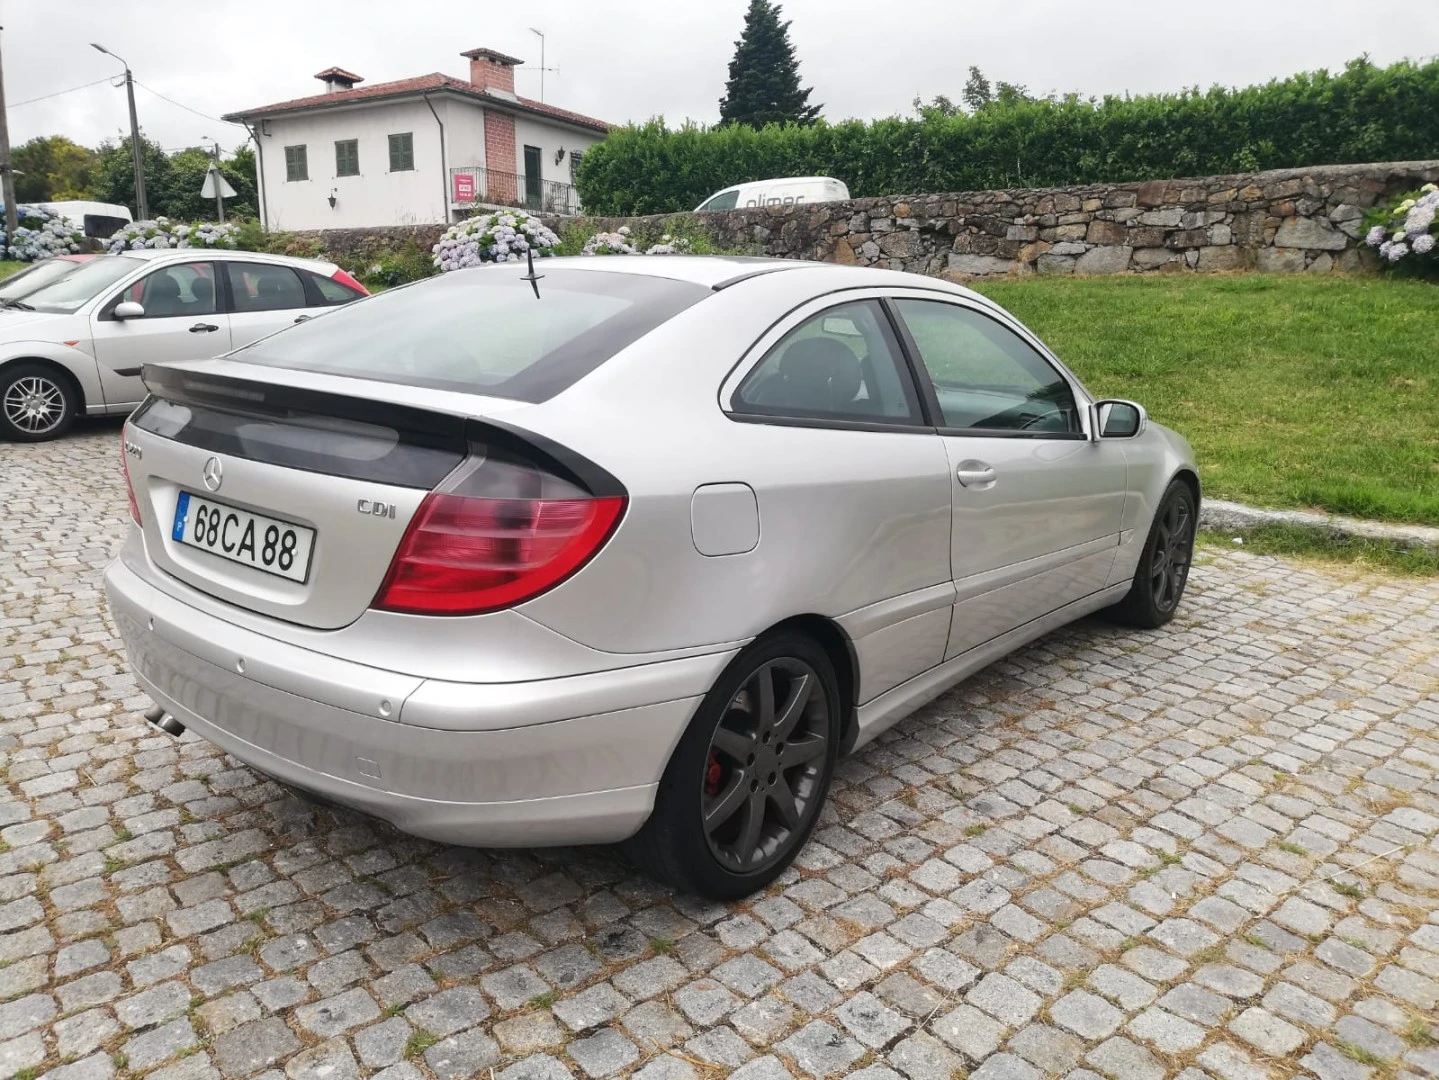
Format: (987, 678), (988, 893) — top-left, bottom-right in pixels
(106, 256), (1199, 898)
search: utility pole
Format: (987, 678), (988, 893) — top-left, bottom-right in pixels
(206, 138), (224, 221)
(92, 43), (148, 220)
(0, 25), (19, 239)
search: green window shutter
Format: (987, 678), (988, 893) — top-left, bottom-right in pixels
(285, 145), (308, 182)
(388, 133), (413, 171)
(335, 140), (359, 177)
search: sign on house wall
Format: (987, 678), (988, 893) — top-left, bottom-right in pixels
(453, 173), (476, 204)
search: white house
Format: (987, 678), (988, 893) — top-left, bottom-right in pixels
(223, 47), (609, 230)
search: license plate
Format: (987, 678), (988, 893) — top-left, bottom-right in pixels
(172, 492), (316, 583)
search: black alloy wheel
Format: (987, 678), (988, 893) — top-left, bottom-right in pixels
(1104, 480), (1197, 629)
(701, 657), (830, 873)
(627, 632), (842, 899)
(1149, 488), (1194, 615)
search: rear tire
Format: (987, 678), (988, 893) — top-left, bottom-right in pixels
(0, 362), (77, 442)
(625, 631), (841, 899)
(1103, 480), (1196, 629)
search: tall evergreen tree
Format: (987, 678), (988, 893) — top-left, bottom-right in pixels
(718, 0), (822, 127)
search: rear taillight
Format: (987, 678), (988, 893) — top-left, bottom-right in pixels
(331, 268), (369, 296)
(373, 452), (625, 616)
(120, 429), (141, 525)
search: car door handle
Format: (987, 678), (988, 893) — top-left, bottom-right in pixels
(189, 323), (220, 333)
(294, 315), (311, 324)
(956, 461), (997, 488)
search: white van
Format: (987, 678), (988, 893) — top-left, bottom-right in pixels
(34, 200), (133, 239)
(695, 176), (849, 212)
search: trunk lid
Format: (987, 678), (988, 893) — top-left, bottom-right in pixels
(126, 362), (529, 629)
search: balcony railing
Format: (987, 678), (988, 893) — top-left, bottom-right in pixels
(449, 166), (581, 216)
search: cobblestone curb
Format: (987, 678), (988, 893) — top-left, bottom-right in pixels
(1200, 498), (1439, 554)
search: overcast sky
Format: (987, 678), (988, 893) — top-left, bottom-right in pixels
(7, 0), (1438, 156)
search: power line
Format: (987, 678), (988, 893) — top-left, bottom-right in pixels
(134, 81), (243, 128)
(8, 75), (113, 108)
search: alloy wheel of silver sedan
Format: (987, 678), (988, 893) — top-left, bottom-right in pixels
(1, 365), (75, 441)
(1150, 491), (1194, 613)
(105, 256), (1200, 899)
(703, 658), (830, 873)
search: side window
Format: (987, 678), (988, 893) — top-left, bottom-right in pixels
(226, 262), (307, 313)
(701, 189), (739, 211)
(285, 145), (308, 182)
(894, 299), (1080, 435)
(335, 139), (359, 177)
(388, 133), (414, 172)
(131, 263), (216, 318)
(305, 271), (365, 306)
(734, 300), (921, 425)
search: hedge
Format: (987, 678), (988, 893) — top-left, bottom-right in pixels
(574, 57), (1439, 215)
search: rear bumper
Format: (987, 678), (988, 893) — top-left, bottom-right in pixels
(105, 557), (727, 847)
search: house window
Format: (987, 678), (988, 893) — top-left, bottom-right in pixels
(284, 145), (308, 182)
(335, 139), (359, 177)
(388, 133), (414, 172)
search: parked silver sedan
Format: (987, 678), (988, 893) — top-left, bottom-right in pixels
(106, 256), (1198, 898)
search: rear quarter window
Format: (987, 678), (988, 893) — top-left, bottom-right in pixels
(233, 268), (709, 402)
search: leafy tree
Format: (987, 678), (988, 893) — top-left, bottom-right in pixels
(912, 94), (960, 120)
(12, 136), (97, 202)
(962, 67), (993, 112)
(92, 133), (171, 217)
(718, 0), (822, 127)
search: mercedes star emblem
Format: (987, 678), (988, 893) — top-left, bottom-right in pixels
(202, 457), (223, 492)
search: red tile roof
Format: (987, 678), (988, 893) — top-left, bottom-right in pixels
(222, 73), (610, 132)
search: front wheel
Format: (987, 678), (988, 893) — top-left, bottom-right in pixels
(0, 363), (77, 442)
(1103, 480), (1196, 629)
(626, 633), (842, 899)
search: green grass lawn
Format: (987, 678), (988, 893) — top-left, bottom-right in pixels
(974, 274), (1439, 526)
(0, 260), (28, 280)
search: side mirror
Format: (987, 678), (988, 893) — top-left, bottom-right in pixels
(1091, 399), (1146, 439)
(114, 301), (146, 320)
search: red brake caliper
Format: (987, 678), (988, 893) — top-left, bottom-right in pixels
(705, 750), (724, 796)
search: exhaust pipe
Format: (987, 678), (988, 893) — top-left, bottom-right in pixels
(143, 704), (186, 738)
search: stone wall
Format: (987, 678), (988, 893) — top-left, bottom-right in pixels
(580, 160), (1439, 278)
(295, 160), (1439, 278)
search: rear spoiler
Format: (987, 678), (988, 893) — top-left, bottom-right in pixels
(138, 364), (623, 496)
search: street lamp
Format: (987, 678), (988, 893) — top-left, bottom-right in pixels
(91, 43), (148, 220)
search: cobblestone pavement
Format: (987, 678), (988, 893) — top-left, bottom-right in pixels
(3, 424), (1438, 1080)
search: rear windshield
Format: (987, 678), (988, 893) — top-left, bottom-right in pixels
(233, 267), (709, 402)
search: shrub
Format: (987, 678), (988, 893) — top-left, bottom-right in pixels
(359, 238), (437, 288)
(582, 226), (638, 255)
(644, 234), (694, 255)
(1366, 184), (1439, 273)
(105, 218), (240, 253)
(228, 218), (268, 253)
(432, 210), (560, 272)
(0, 205), (84, 261)
(575, 57), (1439, 214)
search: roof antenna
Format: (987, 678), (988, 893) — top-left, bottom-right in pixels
(520, 244), (544, 299)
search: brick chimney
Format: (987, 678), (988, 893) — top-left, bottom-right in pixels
(314, 67), (363, 94)
(461, 47), (522, 99)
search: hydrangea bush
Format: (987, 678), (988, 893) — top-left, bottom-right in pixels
(432, 211), (560, 271)
(105, 218), (240, 254)
(0, 205), (84, 261)
(582, 226), (638, 255)
(644, 233), (694, 255)
(574, 228), (695, 256)
(1365, 183), (1438, 270)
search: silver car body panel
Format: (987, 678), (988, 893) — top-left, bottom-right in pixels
(107, 257), (1199, 848)
(0, 249), (346, 417)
